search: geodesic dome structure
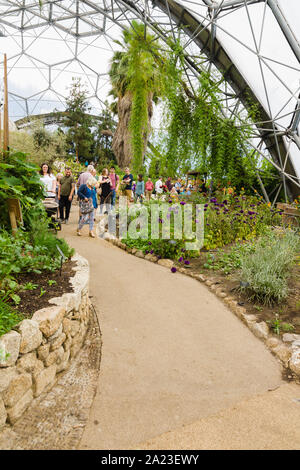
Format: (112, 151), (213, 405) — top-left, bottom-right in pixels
(0, 0), (299, 200)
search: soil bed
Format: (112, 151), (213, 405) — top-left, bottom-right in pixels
(11, 260), (76, 318)
(176, 249), (300, 336)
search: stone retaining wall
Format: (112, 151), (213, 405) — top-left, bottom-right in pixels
(0, 254), (90, 428)
(104, 233), (300, 383)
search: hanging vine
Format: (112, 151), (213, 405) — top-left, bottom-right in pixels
(109, 21), (265, 188)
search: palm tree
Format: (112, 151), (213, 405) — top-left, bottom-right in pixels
(109, 21), (162, 171)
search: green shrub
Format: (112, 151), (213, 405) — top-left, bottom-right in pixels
(0, 207), (74, 307)
(0, 301), (23, 337)
(239, 230), (300, 304)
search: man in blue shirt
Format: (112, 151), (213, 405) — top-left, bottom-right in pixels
(122, 167), (133, 204)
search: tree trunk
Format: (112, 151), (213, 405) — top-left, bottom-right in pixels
(112, 91), (153, 169)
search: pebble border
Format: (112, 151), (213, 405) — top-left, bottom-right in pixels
(0, 254), (91, 429)
(104, 232), (300, 383)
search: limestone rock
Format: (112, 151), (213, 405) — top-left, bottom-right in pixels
(15, 319), (43, 354)
(69, 320), (80, 338)
(273, 344), (292, 365)
(216, 288), (227, 298)
(16, 352), (44, 376)
(291, 340), (300, 350)
(62, 318), (72, 335)
(135, 250), (144, 259)
(44, 347), (64, 367)
(3, 373), (32, 408)
(70, 342), (81, 359)
(242, 314), (257, 325)
(0, 331), (21, 367)
(157, 259), (173, 268)
(6, 389), (33, 424)
(234, 306), (246, 319)
(289, 349), (300, 376)
(266, 337), (281, 350)
(0, 367), (18, 393)
(0, 397), (6, 429)
(56, 350), (70, 373)
(50, 333), (66, 351)
(63, 337), (72, 352)
(48, 324), (63, 341)
(282, 333), (300, 343)
(37, 344), (50, 362)
(249, 321), (269, 340)
(144, 253), (157, 263)
(33, 364), (57, 397)
(32, 306), (65, 337)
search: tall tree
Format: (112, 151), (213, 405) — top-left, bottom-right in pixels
(109, 21), (162, 171)
(63, 78), (94, 162)
(94, 103), (117, 166)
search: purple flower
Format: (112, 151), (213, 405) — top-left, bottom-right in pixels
(148, 241), (152, 245)
(181, 248), (186, 252)
(223, 200), (228, 205)
(204, 204), (208, 208)
(150, 250), (154, 254)
(184, 260), (190, 265)
(178, 257), (183, 262)
(195, 219), (199, 223)
(171, 267), (177, 273)
(180, 201), (186, 205)
(145, 250), (149, 254)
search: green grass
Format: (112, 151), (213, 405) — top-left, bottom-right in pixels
(239, 230), (300, 305)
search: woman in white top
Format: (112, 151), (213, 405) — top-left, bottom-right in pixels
(40, 163), (56, 198)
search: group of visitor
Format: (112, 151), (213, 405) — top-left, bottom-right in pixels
(39, 161), (209, 239)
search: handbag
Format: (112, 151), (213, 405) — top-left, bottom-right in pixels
(79, 197), (94, 214)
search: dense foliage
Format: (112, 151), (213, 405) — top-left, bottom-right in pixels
(121, 190), (283, 258)
(239, 230), (300, 304)
(0, 151), (44, 229)
(109, 22), (276, 193)
(62, 77), (95, 161)
(0, 150), (74, 336)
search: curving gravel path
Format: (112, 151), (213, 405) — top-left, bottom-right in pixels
(60, 209), (299, 450)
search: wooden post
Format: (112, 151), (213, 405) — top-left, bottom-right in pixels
(7, 199), (23, 236)
(3, 53), (9, 152)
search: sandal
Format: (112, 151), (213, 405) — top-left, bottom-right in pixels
(89, 231), (95, 238)
(77, 229), (82, 236)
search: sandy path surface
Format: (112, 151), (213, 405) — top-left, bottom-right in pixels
(60, 209), (299, 450)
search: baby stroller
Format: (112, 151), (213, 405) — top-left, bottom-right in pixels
(42, 198), (61, 232)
